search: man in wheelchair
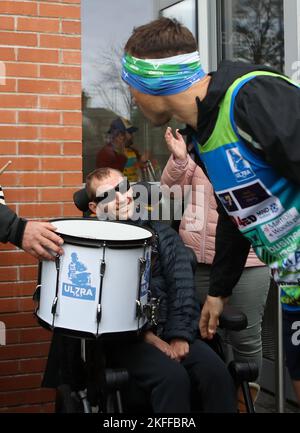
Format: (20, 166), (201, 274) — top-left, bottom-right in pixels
(42, 167), (237, 413)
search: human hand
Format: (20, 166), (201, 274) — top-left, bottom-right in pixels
(144, 331), (177, 360)
(169, 339), (189, 362)
(199, 295), (227, 340)
(22, 221), (64, 261)
(164, 127), (187, 161)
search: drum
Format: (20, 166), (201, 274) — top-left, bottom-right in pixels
(35, 218), (154, 338)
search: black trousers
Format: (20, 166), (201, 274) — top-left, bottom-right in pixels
(107, 338), (237, 413)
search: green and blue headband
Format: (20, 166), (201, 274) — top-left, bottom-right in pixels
(122, 51), (205, 96)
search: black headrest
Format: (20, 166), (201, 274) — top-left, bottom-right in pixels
(73, 182), (162, 213)
(73, 188), (90, 212)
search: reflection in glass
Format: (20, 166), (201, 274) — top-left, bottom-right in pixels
(220, 0), (284, 72)
(162, 0), (197, 38)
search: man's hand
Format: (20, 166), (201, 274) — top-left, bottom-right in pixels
(22, 221), (64, 261)
(199, 295), (228, 340)
(170, 338), (189, 362)
(164, 127), (187, 161)
(144, 331), (177, 360)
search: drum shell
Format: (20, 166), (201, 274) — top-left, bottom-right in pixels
(36, 220), (152, 337)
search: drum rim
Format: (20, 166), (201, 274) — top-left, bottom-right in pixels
(49, 217), (154, 248)
(35, 315), (148, 340)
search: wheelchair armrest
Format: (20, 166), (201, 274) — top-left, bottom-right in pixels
(218, 305), (248, 331)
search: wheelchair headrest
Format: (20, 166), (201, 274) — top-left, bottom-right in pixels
(73, 181), (162, 213)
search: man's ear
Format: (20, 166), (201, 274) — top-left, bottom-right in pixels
(88, 201), (97, 214)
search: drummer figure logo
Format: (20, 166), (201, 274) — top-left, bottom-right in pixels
(62, 252), (96, 300)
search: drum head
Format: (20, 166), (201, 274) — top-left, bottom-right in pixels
(51, 218), (153, 246)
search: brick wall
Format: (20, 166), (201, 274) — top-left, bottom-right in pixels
(0, 0), (82, 412)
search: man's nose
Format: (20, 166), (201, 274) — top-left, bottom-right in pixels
(116, 191), (126, 203)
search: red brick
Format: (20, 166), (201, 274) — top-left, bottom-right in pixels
(19, 111), (60, 125)
(0, 126), (37, 140)
(0, 312), (37, 328)
(40, 95), (80, 110)
(18, 172), (62, 187)
(4, 328), (50, 346)
(18, 48), (59, 64)
(0, 297), (34, 314)
(0, 16), (14, 30)
(0, 244), (17, 252)
(60, 81), (81, 95)
(45, 0), (80, 3)
(17, 17), (59, 33)
(6, 63), (38, 78)
(40, 187), (78, 202)
(5, 188), (38, 203)
(19, 265), (38, 281)
(40, 64), (81, 80)
(62, 172), (82, 186)
(0, 281), (37, 298)
(39, 3), (80, 19)
(0, 251), (37, 266)
(61, 20), (81, 34)
(0, 32), (37, 47)
(0, 342), (50, 361)
(0, 361), (19, 376)
(0, 47), (16, 61)
(62, 111), (81, 125)
(0, 374), (43, 391)
(63, 202), (82, 217)
(18, 80), (60, 94)
(40, 34), (80, 49)
(0, 403), (54, 413)
(0, 267), (17, 282)
(0, 142), (16, 154)
(0, 156), (39, 171)
(0, 79), (17, 93)
(39, 127), (81, 141)
(62, 50), (81, 65)
(1, 171), (21, 187)
(19, 358), (48, 374)
(0, 388), (55, 407)
(0, 1), (38, 16)
(63, 141), (81, 155)
(0, 94), (37, 108)
(19, 203), (62, 218)
(18, 141), (61, 155)
(41, 157), (81, 171)
(0, 110), (16, 123)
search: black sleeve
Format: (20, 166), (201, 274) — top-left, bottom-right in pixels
(0, 204), (27, 248)
(234, 75), (300, 185)
(154, 223), (199, 343)
(209, 201), (250, 298)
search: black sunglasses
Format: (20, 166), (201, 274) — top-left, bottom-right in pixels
(93, 178), (131, 204)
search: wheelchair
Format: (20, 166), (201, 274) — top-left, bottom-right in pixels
(53, 184), (258, 414)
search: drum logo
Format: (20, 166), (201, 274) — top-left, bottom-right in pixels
(62, 252), (96, 301)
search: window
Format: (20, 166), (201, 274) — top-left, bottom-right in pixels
(218, 0), (284, 72)
(82, 0), (177, 183)
(161, 0), (197, 38)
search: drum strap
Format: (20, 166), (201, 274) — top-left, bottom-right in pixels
(50, 255), (61, 327)
(96, 242), (106, 336)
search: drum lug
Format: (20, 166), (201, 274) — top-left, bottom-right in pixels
(136, 300), (142, 319)
(51, 297), (58, 316)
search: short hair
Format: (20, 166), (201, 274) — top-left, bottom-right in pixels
(85, 167), (122, 200)
(124, 17), (197, 58)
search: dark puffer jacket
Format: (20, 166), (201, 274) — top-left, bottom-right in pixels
(144, 220), (199, 343)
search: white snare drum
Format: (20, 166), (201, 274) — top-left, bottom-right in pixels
(35, 218), (153, 338)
